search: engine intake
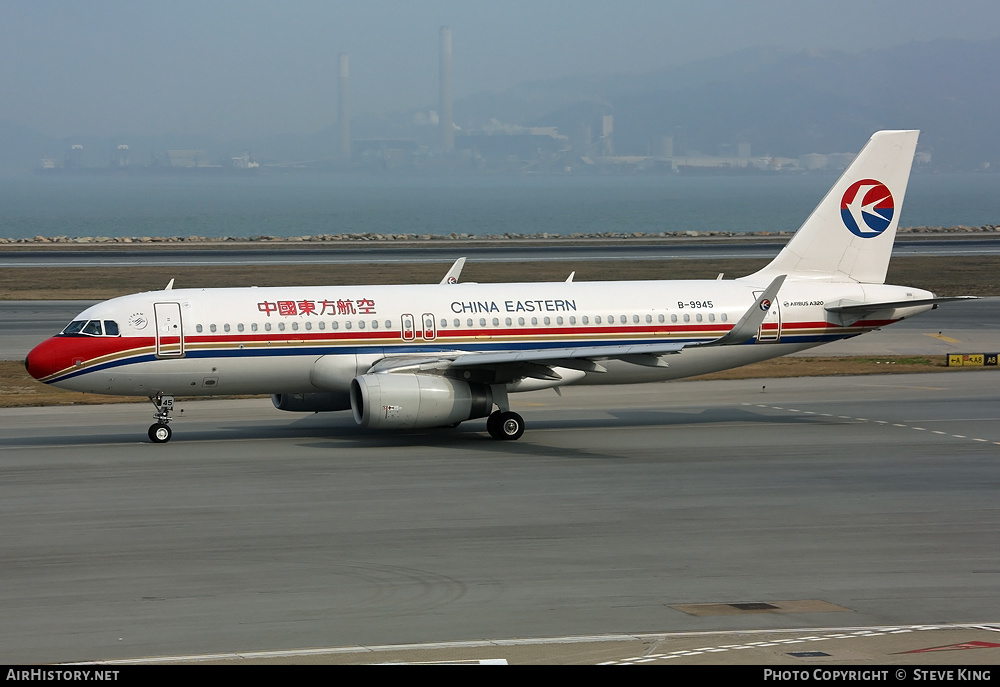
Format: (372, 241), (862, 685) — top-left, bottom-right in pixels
(350, 374), (494, 429)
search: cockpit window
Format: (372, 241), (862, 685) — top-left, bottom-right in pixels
(82, 320), (103, 336)
(60, 319), (120, 336)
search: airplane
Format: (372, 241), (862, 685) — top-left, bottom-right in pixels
(24, 130), (973, 443)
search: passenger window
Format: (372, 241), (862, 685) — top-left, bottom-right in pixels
(252, 323), (259, 332)
(569, 316), (576, 325)
(440, 319), (447, 328)
(505, 317), (512, 326)
(265, 322), (272, 332)
(224, 323), (231, 332)
(544, 317), (551, 326)
(721, 313), (728, 322)
(696, 313), (703, 322)
(345, 321), (352, 330)
(645, 315), (652, 324)
(210, 324), (217, 333)
(582, 316), (589, 325)
(316, 322), (323, 331)
(517, 317), (525, 326)
(658, 314), (665, 323)
(372, 320), (379, 330)
(556, 316), (563, 325)
(278, 322), (286, 331)
(683, 314), (690, 323)
(479, 318), (486, 327)
(454, 319), (461, 328)
(332, 322), (339, 330)
(531, 317), (538, 326)
(196, 324), (204, 333)
(358, 320), (365, 329)
(708, 313), (715, 322)
(492, 317), (499, 326)
(671, 314), (678, 323)
(595, 316), (602, 324)
(304, 322), (311, 331)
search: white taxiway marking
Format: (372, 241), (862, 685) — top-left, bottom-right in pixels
(746, 404), (999, 447)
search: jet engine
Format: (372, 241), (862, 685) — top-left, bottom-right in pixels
(350, 374), (494, 429)
(271, 392), (351, 412)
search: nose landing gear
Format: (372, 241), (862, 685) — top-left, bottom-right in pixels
(148, 394), (175, 443)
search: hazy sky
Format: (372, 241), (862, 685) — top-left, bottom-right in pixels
(2, 0), (998, 139)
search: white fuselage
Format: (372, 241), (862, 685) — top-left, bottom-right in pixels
(31, 277), (934, 397)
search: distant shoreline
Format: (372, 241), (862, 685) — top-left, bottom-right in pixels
(1, 225), (997, 247)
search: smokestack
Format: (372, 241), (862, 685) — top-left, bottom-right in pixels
(439, 26), (454, 153)
(339, 53), (350, 160)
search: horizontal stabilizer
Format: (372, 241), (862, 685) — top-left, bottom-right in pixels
(825, 296), (978, 314)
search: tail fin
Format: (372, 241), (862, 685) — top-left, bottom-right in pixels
(746, 130), (919, 284)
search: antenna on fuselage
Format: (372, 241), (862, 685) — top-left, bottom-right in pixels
(164, 279), (175, 290)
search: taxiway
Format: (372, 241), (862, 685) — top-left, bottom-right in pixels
(1, 373), (998, 664)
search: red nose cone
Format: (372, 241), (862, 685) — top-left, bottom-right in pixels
(25, 337), (75, 381)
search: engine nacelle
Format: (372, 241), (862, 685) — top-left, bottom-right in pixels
(350, 374), (494, 429)
(271, 392), (351, 413)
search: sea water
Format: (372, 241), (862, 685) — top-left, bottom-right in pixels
(0, 172), (997, 241)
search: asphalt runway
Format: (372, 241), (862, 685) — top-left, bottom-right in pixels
(5, 297), (999, 361)
(2, 238), (1000, 268)
(1, 373), (999, 664)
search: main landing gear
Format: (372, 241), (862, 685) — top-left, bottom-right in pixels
(486, 410), (525, 441)
(148, 393), (175, 443)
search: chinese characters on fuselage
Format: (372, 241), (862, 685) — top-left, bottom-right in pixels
(256, 298), (377, 317)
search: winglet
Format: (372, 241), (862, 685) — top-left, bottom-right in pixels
(701, 275), (786, 347)
(441, 257), (467, 284)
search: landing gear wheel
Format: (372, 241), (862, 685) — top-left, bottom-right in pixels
(148, 394), (175, 444)
(148, 423), (172, 443)
(488, 411), (524, 441)
(487, 411), (503, 438)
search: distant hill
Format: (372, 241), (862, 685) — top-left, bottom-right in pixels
(454, 37), (1000, 169)
(5, 38), (999, 171)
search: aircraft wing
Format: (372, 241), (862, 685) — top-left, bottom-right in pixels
(366, 275), (786, 379)
(450, 342), (687, 367)
(691, 274), (785, 347)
